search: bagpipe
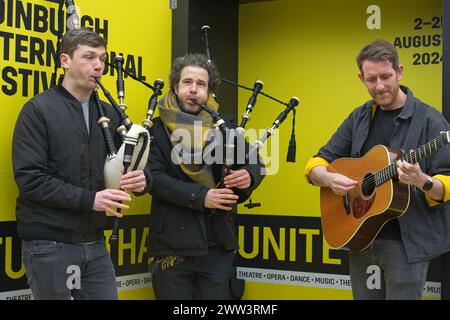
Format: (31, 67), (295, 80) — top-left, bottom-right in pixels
(96, 67), (164, 243)
(59, 1), (164, 243)
(197, 25), (301, 210)
(199, 25), (300, 175)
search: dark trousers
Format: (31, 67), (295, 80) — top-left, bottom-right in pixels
(349, 239), (429, 300)
(22, 240), (118, 300)
(151, 245), (235, 300)
(441, 252), (450, 300)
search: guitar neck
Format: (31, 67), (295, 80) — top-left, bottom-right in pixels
(375, 131), (449, 186)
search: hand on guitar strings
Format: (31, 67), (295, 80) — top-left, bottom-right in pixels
(309, 165), (357, 196)
(327, 172), (358, 196)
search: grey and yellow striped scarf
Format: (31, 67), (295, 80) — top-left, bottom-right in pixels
(158, 90), (219, 188)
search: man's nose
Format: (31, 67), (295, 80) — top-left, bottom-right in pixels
(93, 57), (103, 70)
(375, 78), (384, 90)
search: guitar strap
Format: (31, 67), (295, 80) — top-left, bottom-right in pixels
(402, 103), (426, 153)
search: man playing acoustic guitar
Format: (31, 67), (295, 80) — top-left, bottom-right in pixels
(305, 39), (450, 300)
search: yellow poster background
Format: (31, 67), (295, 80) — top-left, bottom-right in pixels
(238, 0), (442, 299)
(0, 0), (444, 300)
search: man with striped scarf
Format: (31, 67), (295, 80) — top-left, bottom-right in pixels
(145, 53), (265, 299)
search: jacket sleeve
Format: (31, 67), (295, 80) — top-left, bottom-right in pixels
(12, 101), (96, 211)
(147, 132), (209, 212)
(316, 111), (355, 162)
(304, 156), (330, 183)
(421, 110), (450, 207)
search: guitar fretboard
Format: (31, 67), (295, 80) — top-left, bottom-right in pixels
(374, 132), (449, 186)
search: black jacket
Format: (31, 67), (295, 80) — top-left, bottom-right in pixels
(12, 85), (122, 243)
(147, 117), (265, 256)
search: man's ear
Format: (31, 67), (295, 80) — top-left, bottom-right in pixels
(396, 64), (404, 81)
(60, 53), (70, 69)
(358, 73), (364, 83)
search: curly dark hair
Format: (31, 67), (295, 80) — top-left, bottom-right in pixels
(169, 53), (220, 93)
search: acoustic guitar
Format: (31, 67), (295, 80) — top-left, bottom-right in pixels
(320, 131), (450, 252)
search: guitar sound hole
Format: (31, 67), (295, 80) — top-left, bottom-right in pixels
(361, 173), (375, 197)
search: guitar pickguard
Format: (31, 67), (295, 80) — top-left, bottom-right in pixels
(351, 194), (375, 219)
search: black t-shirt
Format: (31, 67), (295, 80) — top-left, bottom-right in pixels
(361, 106), (403, 240)
(361, 107), (403, 154)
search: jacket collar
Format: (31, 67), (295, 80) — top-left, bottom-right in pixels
(55, 84), (95, 104)
(54, 84), (95, 137)
(396, 85), (416, 120)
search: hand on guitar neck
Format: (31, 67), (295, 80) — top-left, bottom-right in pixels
(396, 157), (444, 201)
(396, 158), (427, 187)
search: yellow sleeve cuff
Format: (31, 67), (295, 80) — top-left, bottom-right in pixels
(425, 174), (450, 207)
(304, 157), (330, 183)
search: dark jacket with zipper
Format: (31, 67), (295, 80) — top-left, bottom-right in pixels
(13, 85), (125, 243)
(147, 116), (265, 257)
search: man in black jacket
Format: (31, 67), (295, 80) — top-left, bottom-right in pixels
(146, 53), (265, 299)
(12, 28), (149, 300)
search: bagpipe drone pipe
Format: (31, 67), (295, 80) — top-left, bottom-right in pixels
(200, 24), (300, 167)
